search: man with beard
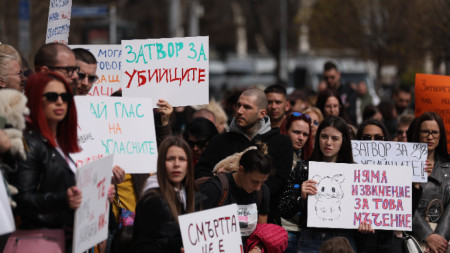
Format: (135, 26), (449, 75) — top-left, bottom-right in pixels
(195, 88), (293, 223)
(34, 43), (79, 94)
(264, 84), (290, 128)
(393, 84), (413, 116)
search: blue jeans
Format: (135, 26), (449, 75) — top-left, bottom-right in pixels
(298, 228), (356, 253)
(285, 231), (300, 253)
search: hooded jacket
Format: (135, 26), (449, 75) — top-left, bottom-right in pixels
(195, 116), (293, 199)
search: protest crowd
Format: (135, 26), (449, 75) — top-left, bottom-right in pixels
(0, 27), (450, 253)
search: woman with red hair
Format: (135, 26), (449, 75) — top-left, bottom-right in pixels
(12, 72), (82, 248)
(278, 111), (314, 253)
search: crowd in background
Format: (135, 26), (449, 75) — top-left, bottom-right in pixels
(0, 41), (449, 253)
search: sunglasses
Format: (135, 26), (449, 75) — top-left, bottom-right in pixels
(48, 66), (80, 77)
(289, 111), (311, 120)
(78, 72), (99, 84)
(187, 139), (207, 149)
(361, 134), (385, 141)
(42, 92), (72, 102)
(396, 130), (407, 136)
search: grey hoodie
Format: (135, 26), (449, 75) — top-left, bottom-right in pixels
(229, 115), (272, 140)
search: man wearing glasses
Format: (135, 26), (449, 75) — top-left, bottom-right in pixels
(73, 48), (98, 95)
(34, 43), (79, 94)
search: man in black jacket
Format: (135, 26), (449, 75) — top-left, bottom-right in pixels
(195, 88), (293, 222)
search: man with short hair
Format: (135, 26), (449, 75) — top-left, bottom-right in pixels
(264, 84), (290, 128)
(73, 48), (98, 95)
(34, 43), (79, 94)
(393, 84), (413, 116)
(394, 114), (415, 142)
(0, 56), (26, 92)
(323, 61), (357, 124)
(195, 88), (293, 222)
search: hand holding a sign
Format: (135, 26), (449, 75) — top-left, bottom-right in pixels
(112, 165), (125, 184)
(357, 222), (374, 234)
(155, 99), (173, 127)
(67, 186), (82, 209)
(426, 233), (448, 253)
(301, 179), (317, 199)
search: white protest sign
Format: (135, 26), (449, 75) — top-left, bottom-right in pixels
(352, 140), (428, 182)
(121, 36), (209, 107)
(0, 174), (15, 236)
(69, 45), (122, 96)
(72, 96), (158, 173)
(307, 161), (412, 231)
(46, 0), (72, 44)
(73, 155), (113, 253)
(179, 204), (243, 253)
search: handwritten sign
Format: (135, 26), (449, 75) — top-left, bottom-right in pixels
(69, 45), (122, 96)
(121, 36), (209, 107)
(45, 0), (72, 44)
(0, 174), (15, 236)
(352, 140), (428, 183)
(307, 161), (412, 231)
(72, 155), (113, 253)
(72, 96), (158, 173)
(179, 204), (243, 253)
(415, 73), (450, 152)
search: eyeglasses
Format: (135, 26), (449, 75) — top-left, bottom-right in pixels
(420, 130), (439, 139)
(187, 139), (207, 149)
(312, 120), (320, 126)
(48, 66), (80, 77)
(324, 75), (335, 80)
(361, 134), (385, 141)
(78, 72), (99, 84)
(42, 92), (72, 102)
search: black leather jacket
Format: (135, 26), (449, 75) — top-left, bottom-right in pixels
(12, 129), (75, 229)
(412, 155), (450, 241)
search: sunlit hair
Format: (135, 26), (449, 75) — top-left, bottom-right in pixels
(24, 72), (80, 154)
(303, 106), (324, 123)
(311, 116), (354, 163)
(356, 119), (390, 141)
(239, 142), (273, 174)
(280, 112), (314, 160)
(411, 112), (448, 159)
(156, 136), (195, 222)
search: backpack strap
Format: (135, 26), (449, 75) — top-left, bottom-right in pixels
(217, 174), (229, 206)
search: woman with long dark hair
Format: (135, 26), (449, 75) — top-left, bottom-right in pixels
(411, 112), (450, 253)
(299, 116), (356, 252)
(132, 136), (199, 252)
(315, 89), (352, 125)
(12, 72), (82, 248)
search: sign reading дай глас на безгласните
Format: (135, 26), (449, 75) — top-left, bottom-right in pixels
(121, 36), (209, 108)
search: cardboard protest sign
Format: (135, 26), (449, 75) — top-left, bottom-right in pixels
(0, 174), (15, 236)
(69, 45), (122, 96)
(179, 204), (243, 253)
(352, 140), (428, 182)
(73, 155), (113, 253)
(415, 73), (450, 152)
(72, 96), (157, 173)
(46, 0), (72, 44)
(307, 161), (412, 231)
(121, 36), (209, 107)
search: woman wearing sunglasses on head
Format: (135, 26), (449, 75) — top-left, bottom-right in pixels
(11, 72), (81, 250)
(303, 107), (323, 143)
(278, 111), (314, 253)
(410, 112), (450, 253)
